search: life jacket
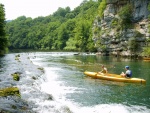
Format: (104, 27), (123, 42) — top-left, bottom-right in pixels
(126, 70), (132, 77)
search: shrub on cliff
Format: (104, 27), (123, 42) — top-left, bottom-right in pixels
(98, 0), (106, 19)
(118, 4), (133, 29)
(142, 47), (150, 57)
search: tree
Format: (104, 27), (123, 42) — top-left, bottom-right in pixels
(74, 19), (91, 51)
(0, 4), (8, 55)
(5, 0), (100, 52)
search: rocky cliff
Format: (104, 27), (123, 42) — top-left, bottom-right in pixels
(93, 0), (150, 57)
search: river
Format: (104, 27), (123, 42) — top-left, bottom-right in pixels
(0, 52), (150, 113)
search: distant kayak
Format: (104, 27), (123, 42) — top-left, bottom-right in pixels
(143, 57), (150, 61)
(84, 71), (146, 84)
(143, 57), (150, 60)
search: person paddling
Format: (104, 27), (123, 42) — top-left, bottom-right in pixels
(99, 65), (108, 74)
(121, 66), (132, 77)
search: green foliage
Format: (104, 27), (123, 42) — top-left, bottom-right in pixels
(64, 38), (77, 50)
(0, 4), (8, 55)
(129, 37), (140, 53)
(98, 0), (106, 18)
(148, 3), (150, 11)
(71, 16), (96, 52)
(118, 4), (133, 29)
(53, 7), (70, 18)
(6, 0), (100, 52)
(101, 45), (107, 52)
(111, 18), (119, 28)
(93, 27), (101, 34)
(95, 39), (101, 48)
(118, 4), (132, 20)
(142, 47), (150, 56)
(115, 32), (121, 39)
(0, 4), (5, 36)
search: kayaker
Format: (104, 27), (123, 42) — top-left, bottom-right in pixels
(99, 65), (108, 74)
(121, 66), (132, 77)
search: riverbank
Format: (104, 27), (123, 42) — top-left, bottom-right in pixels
(0, 53), (53, 113)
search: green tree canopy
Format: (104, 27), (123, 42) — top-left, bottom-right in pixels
(5, 0), (100, 52)
(0, 4), (8, 55)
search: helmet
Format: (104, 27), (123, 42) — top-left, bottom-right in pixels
(125, 66), (129, 69)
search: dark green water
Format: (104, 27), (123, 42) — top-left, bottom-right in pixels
(30, 52), (150, 113)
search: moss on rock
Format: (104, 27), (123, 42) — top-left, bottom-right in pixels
(15, 57), (19, 60)
(15, 54), (20, 61)
(15, 54), (20, 57)
(0, 87), (20, 97)
(11, 73), (20, 81)
(37, 67), (44, 73)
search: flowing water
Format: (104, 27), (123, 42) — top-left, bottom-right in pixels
(0, 52), (150, 113)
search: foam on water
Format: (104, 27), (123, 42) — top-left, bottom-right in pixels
(69, 104), (150, 113)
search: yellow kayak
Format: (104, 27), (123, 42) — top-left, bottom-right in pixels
(143, 57), (150, 61)
(143, 57), (150, 60)
(84, 71), (146, 84)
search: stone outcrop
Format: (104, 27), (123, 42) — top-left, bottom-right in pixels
(93, 0), (150, 57)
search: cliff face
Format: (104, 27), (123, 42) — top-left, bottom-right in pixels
(93, 0), (150, 56)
